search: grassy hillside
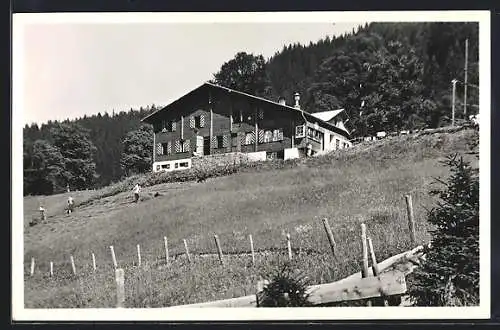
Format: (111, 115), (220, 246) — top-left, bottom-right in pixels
(23, 127), (478, 308)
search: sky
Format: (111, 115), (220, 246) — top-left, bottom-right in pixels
(19, 21), (364, 126)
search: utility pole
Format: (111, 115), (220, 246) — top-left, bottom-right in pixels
(464, 38), (469, 116)
(451, 79), (458, 127)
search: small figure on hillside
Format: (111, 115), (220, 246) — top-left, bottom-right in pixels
(66, 184), (70, 193)
(133, 184), (141, 203)
(67, 196), (74, 214)
(39, 205), (46, 222)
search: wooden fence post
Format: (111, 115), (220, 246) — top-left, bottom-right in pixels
(30, 257), (35, 276)
(367, 237), (380, 276)
(91, 253), (96, 272)
(249, 234), (255, 265)
(115, 268), (125, 308)
(50, 261), (53, 277)
(137, 244), (142, 267)
(405, 195), (416, 245)
(163, 236), (169, 265)
(70, 255), (77, 275)
(360, 224), (369, 278)
(214, 234), (224, 265)
(322, 218), (337, 257)
(286, 233), (292, 261)
(183, 239), (191, 263)
(360, 223), (371, 306)
(110, 245), (118, 269)
(367, 237), (388, 306)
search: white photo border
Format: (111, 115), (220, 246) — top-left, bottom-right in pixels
(12, 10), (491, 321)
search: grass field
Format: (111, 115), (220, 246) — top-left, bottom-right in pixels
(23, 127), (479, 308)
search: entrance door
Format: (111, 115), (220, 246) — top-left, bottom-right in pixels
(196, 136), (204, 155)
(203, 136), (211, 155)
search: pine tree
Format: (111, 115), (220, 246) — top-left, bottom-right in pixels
(409, 154), (479, 306)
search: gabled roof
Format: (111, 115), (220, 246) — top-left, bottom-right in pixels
(310, 109), (345, 122)
(141, 82), (350, 137)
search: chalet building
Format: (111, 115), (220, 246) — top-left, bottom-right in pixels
(141, 82), (352, 172)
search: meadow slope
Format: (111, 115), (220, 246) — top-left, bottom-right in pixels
(23, 127), (479, 308)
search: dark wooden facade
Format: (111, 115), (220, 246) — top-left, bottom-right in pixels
(142, 83), (351, 170)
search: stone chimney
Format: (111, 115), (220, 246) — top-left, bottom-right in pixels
(294, 92), (301, 109)
(278, 97), (286, 105)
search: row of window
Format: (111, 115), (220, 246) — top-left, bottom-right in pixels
(156, 161), (189, 171)
(156, 140), (190, 156)
(307, 127), (324, 142)
(155, 128), (285, 156)
(232, 109), (265, 124)
(155, 114), (206, 133)
(155, 109), (267, 133)
(243, 128), (284, 145)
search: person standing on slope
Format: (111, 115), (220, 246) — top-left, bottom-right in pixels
(67, 196), (74, 214)
(133, 184), (141, 203)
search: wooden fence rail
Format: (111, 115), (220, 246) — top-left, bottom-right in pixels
(173, 245), (424, 308)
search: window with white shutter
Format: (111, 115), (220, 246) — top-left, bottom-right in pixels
(258, 129), (264, 143)
(182, 140), (190, 152)
(222, 134), (230, 148)
(156, 143), (164, 155)
(189, 116), (195, 128)
(211, 136), (218, 148)
(245, 132), (254, 145)
(167, 141), (172, 155)
(200, 114), (205, 127)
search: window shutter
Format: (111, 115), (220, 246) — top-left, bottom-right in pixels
(174, 140), (181, 153)
(211, 136), (218, 148)
(223, 134), (230, 148)
(200, 114), (205, 127)
(171, 121), (177, 132)
(189, 116), (195, 128)
(258, 109), (264, 120)
(166, 141), (171, 155)
(245, 132), (255, 145)
(156, 143), (163, 155)
(258, 129), (264, 143)
(184, 140), (190, 152)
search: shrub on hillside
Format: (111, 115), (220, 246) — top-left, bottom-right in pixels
(257, 262), (312, 307)
(409, 154), (479, 306)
